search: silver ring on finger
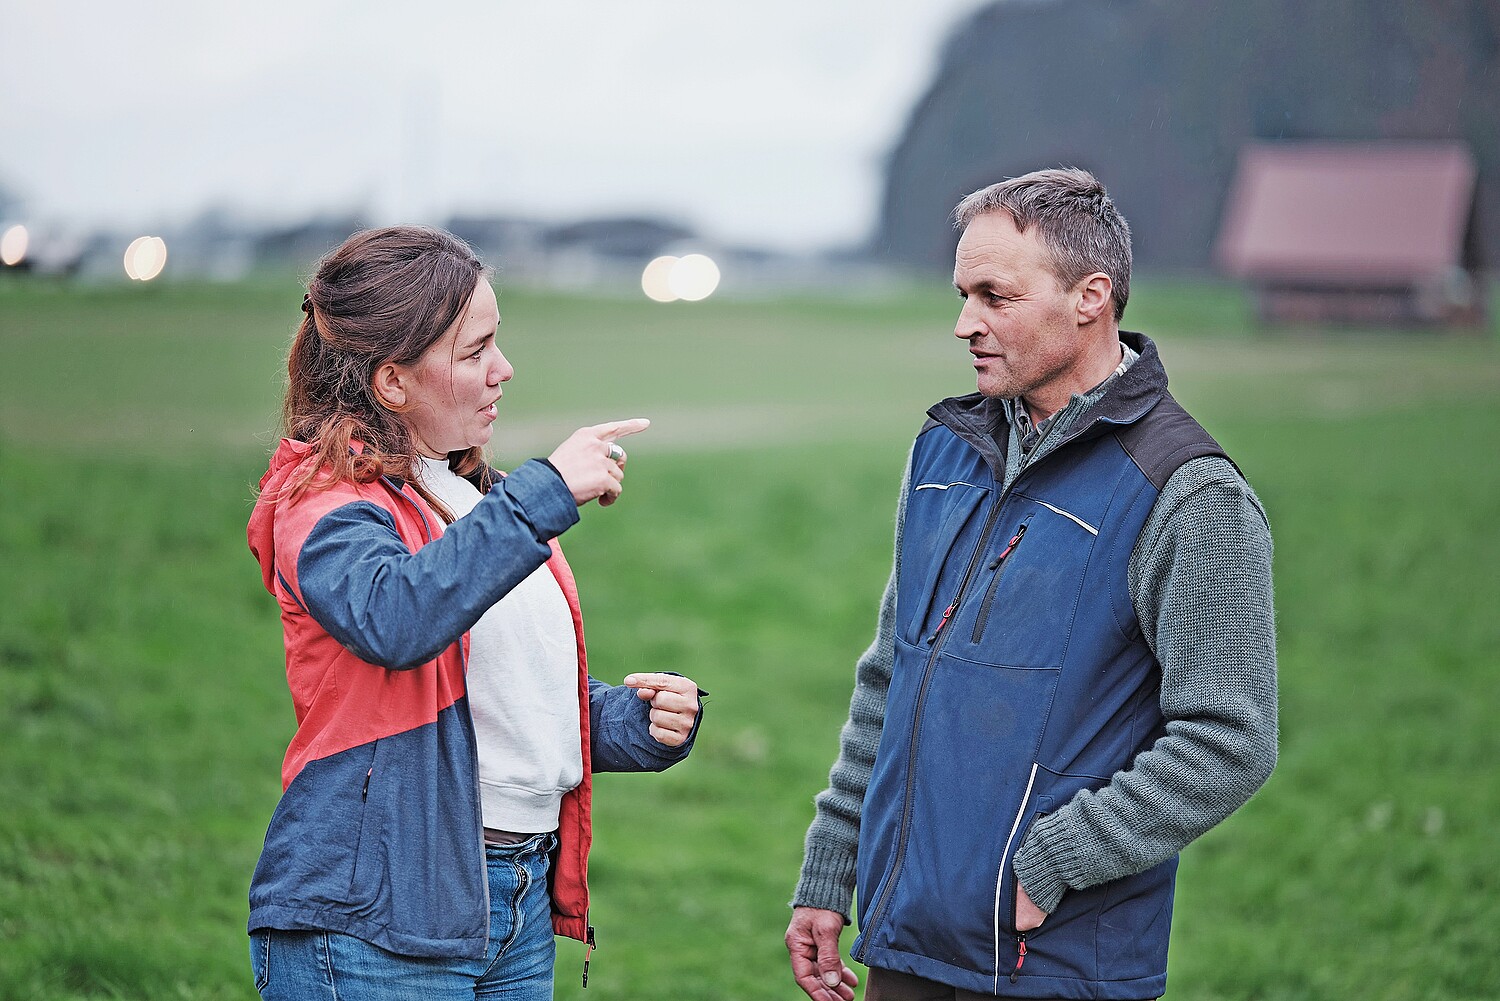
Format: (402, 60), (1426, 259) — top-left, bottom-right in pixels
(607, 442), (626, 463)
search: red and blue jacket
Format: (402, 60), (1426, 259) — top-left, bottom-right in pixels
(246, 438), (690, 959)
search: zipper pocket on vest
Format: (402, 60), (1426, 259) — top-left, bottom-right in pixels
(970, 520), (1029, 644)
(925, 499), (1004, 645)
(1010, 930), (1028, 984)
(992, 762), (1038, 991)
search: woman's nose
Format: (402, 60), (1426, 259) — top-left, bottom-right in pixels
(492, 351), (514, 384)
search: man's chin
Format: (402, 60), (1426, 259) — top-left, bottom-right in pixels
(975, 377), (1013, 399)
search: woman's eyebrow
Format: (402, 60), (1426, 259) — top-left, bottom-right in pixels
(461, 328), (493, 350)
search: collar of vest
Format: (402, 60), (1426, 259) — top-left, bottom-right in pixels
(924, 331), (1167, 477)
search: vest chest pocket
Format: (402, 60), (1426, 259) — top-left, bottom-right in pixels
(898, 482), (990, 647)
(945, 501), (1099, 670)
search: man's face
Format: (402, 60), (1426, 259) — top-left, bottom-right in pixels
(952, 211), (1089, 405)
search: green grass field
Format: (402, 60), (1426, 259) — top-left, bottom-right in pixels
(2, 274), (1498, 1000)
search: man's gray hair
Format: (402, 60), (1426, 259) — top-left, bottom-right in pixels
(953, 167), (1132, 321)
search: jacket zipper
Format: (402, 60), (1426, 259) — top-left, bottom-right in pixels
(859, 496), (1005, 950)
(992, 762), (1038, 992)
(582, 922), (596, 987)
(969, 521), (1029, 644)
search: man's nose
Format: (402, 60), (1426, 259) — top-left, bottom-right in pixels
(954, 299), (983, 340)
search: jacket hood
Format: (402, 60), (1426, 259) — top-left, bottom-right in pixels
(247, 437), (319, 594)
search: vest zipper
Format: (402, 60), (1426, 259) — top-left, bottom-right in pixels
(970, 521), (1029, 644)
(860, 496), (1005, 951)
(1009, 932), (1028, 983)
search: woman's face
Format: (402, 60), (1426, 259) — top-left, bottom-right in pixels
(398, 279), (512, 458)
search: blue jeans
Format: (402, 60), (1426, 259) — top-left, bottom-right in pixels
(251, 834), (557, 1001)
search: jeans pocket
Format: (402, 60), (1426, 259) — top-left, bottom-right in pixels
(249, 932), (271, 993)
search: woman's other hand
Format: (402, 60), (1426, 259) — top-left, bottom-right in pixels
(623, 673), (701, 747)
(548, 418), (649, 507)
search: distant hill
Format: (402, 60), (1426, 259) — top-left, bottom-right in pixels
(875, 0), (1500, 270)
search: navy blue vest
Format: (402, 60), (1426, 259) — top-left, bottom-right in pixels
(853, 334), (1225, 998)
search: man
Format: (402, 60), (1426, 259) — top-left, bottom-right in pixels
(785, 168), (1277, 1001)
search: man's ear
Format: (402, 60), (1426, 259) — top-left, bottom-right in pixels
(372, 362), (407, 410)
(1076, 273), (1113, 325)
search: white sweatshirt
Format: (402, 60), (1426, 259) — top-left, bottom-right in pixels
(417, 457), (583, 833)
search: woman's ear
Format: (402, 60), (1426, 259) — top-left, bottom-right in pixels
(371, 362), (407, 410)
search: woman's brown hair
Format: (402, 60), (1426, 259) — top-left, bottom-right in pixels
(281, 225), (492, 514)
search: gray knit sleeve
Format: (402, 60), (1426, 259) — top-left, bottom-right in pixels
(1011, 455), (1278, 913)
(790, 452), (911, 919)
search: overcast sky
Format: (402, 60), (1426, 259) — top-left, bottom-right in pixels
(1, 1), (992, 251)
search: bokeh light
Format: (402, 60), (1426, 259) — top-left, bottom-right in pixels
(641, 255), (680, 302)
(124, 236), (168, 281)
(0, 224), (28, 266)
(669, 253), (721, 301)
(642, 253), (721, 303)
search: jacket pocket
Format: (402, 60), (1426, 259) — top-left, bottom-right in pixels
(347, 738), (384, 902)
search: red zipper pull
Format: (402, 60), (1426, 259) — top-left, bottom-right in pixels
(1009, 933), (1027, 983)
(989, 525), (1028, 570)
(928, 602), (958, 643)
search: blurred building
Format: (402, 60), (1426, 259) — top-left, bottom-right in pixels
(875, 0), (1500, 273)
(255, 215), (369, 273)
(1215, 143), (1484, 327)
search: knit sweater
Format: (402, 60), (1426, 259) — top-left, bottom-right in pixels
(792, 346), (1278, 919)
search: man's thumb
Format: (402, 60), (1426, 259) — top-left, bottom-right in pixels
(820, 969), (841, 988)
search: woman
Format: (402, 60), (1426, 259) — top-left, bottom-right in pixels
(245, 226), (701, 1000)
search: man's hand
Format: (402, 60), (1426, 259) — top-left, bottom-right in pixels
(1015, 882), (1048, 932)
(622, 673), (699, 747)
(786, 907), (858, 1001)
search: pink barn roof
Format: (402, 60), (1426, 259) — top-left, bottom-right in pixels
(1216, 143), (1477, 285)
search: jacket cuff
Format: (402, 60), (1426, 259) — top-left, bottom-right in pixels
(504, 459), (580, 540)
(790, 844), (857, 921)
(1011, 812), (1082, 914)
